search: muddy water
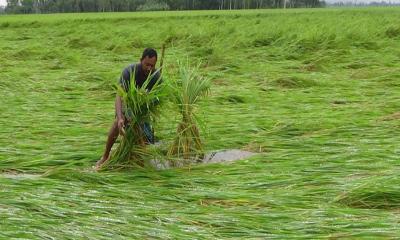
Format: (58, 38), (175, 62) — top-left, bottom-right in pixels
(151, 149), (257, 169)
(203, 149), (256, 163)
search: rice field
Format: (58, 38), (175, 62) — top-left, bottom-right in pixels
(1, 7), (400, 239)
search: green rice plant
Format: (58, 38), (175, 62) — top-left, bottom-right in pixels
(168, 61), (210, 163)
(100, 68), (166, 170)
(3, 9), (400, 238)
(335, 176), (400, 209)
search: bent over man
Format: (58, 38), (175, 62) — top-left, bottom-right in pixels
(96, 48), (161, 169)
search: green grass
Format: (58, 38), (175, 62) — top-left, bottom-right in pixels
(1, 7), (400, 238)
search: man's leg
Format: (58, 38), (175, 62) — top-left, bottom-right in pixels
(96, 119), (119, 167)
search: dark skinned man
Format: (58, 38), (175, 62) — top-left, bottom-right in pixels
(96, 48), (161, 169)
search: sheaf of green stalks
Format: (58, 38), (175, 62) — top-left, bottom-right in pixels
(100, 68), (167, 170)
(168, 62), (210, 163)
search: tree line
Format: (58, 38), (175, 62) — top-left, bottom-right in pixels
(4, 0), (324, 14)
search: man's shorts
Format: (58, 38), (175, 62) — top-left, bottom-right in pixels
(115, 112), (154, 144)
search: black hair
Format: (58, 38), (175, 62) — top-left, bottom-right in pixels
(141, 48), (157, 60)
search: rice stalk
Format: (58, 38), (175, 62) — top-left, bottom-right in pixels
(168, 61), (210, 164)
(100, 68), (166, 170)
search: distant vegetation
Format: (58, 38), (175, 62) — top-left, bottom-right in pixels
(4, 0), (324, 14)
(329, 1), (400, 6)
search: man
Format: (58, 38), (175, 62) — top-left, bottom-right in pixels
(96, 48), (161, 169)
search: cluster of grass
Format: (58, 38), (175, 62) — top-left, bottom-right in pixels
(99, 61), (210, 170)
(100, 69), (167, 170)
(1, 7), (400, 238)
(336, 175), (400, 209)
(168, 62), (210, 162)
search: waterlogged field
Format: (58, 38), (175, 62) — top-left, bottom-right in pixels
(1, 8), (400, 238)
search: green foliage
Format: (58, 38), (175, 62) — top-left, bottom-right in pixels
(100, 69), (167, 170)
(3, 0), (324, 14)
(274, 76), (317, 88)
(168, 61), (210, 162)
(336, 176), (400, 209)
(385, 25), (400, 38)
(1, 8), (400, 239)
(137, 0), (170, 11)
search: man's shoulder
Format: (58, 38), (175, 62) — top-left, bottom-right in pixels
(121, 63), (141, 81)
(122, 63), (138, 74)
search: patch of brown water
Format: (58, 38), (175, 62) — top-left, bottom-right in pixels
(151, 149), (257, 170)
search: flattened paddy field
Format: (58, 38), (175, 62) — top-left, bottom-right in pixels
(1, 8), (400, 239)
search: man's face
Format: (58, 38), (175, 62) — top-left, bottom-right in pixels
(141, 56), (157, 76)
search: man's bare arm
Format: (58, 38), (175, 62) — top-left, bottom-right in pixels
(115, 95), (123, 120)
(115, 95), (125, 136)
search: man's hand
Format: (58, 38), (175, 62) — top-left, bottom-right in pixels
(117, 118), (126, 136)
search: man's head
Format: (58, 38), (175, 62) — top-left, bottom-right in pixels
(140, 48), (157, 76)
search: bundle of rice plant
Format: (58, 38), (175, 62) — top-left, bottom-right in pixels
(168, 62), (210, 163)
(101, 69), (166, 170)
